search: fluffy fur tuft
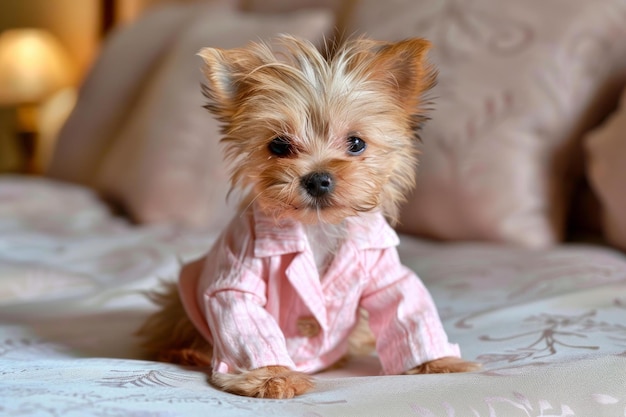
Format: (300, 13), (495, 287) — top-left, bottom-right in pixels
(405, 356), (482, 374)
(211, 366), (314, 399)
(137, 260), (212, 367)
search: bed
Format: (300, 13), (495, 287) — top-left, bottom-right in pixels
(2, 1), (626, 416)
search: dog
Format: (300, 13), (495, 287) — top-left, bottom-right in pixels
(138, 35), (479, 399)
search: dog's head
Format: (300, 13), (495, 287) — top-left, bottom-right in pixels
(199, 35), (435, 224)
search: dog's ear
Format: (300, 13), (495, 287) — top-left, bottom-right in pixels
(197, 46), (263, 121)
(358, 38), (436, 111)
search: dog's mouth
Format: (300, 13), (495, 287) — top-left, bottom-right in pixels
(293, 197), (376, 214)
(291, 202), (334, 214)
(304, 197), (334, 210)
(284, 197), (382, 224)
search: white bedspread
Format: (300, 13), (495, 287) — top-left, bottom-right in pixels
(1, 176), (625, 417)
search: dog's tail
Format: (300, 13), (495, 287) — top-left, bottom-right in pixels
(136, 281), (213, 366)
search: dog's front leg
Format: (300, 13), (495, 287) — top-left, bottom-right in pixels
(211, 365), (313, 399)
(404, 356), (481, 375)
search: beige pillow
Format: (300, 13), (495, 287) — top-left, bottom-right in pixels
(343, 0), (626, 247)
(240, 0), (343, 13)
(48, 3), (204, 185)
(586, 84), (626, 251)
(95, 5), (333, 230)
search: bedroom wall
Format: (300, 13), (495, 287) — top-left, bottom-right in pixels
(0, 0), (209, 172)
(0, 0), (100, 90)
(0, 0), (100, 172)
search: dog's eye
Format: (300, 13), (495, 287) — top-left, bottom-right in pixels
(347, 136), (366, 156)
(268, 136), (293, 157)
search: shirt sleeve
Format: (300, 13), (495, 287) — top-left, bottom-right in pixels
(360, 246), (460, 375)
(199, 215), (295, 374)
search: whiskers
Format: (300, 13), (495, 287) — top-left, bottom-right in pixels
(239, 189), (265, 216)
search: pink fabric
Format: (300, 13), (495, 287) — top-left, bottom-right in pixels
(178, 204), (460, 375)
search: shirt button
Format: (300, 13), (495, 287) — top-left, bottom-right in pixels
(296, 316), (321, 338)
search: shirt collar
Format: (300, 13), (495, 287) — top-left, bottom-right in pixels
(252, 203), (399, 258)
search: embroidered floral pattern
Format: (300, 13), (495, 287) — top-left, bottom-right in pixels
(410, 391), (626, 417)
(100, 369), (202, 388)
(410, 0), (534, 64)
(476, 311), (620, 365)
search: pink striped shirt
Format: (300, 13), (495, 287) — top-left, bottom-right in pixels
(178, 203), (460, 376)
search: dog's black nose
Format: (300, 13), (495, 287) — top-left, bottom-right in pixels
(301, 172), (334, 198)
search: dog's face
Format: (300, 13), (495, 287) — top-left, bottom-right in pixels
(199, 36), (435, 224)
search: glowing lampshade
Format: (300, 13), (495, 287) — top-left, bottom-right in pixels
(0, 29), (73, 106)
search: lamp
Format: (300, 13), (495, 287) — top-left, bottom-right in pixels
(0, 29), (73, 173)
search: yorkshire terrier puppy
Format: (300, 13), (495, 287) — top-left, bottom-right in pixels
(138, 35), (478, 399)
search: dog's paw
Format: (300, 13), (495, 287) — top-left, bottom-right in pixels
(405, 356), (481, 375)
(211, 365), (314, 399)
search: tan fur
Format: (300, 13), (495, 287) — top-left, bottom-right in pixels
(211, 366), (313, 399)
(347, 309), (377, 356)
(405, 356), (482, 374)
(136, 259), (212, 366)
(139, 36), (478, 399)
